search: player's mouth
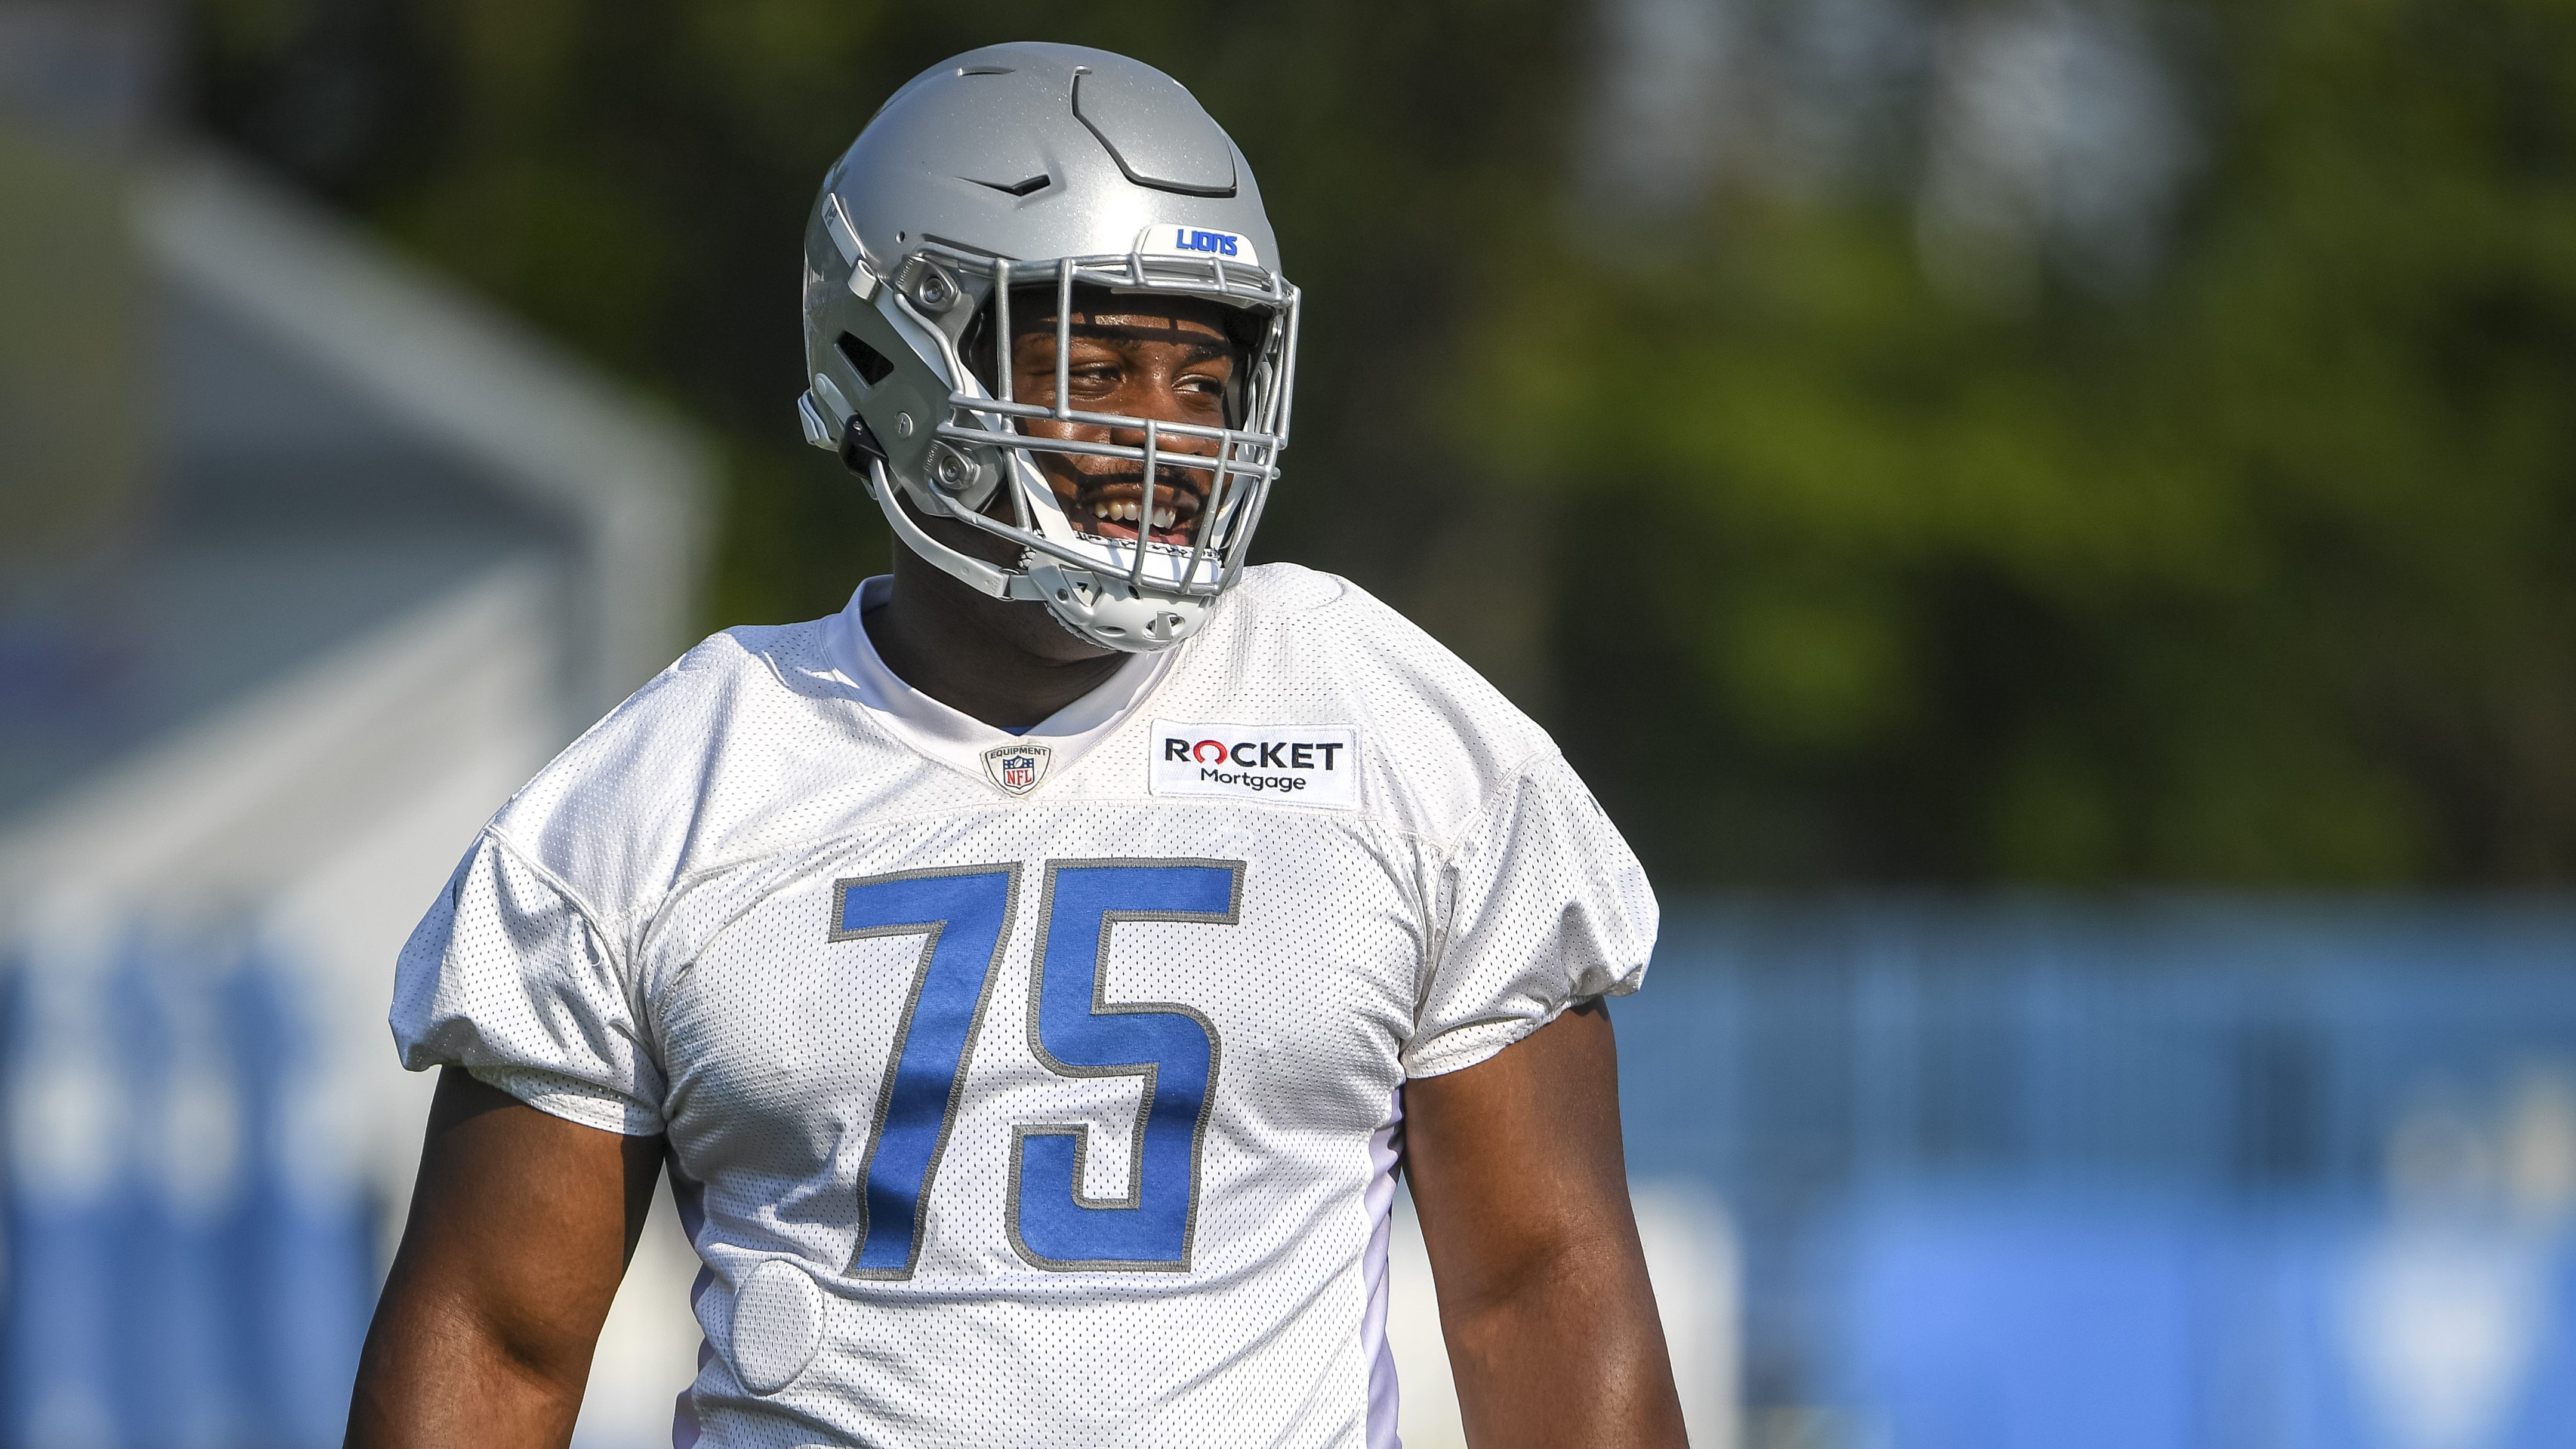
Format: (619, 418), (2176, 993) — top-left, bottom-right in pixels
(1069, 477), (1205, 546)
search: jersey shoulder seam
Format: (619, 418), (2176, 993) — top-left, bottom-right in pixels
(1430, 744), (1569, 866)
(477, 823), (634, 980)
(1230, 563), (1362, 621)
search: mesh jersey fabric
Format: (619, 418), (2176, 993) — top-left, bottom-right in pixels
(390, 562), (1658, 1449)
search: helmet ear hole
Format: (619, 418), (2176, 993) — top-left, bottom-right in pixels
(835, 333), (896, 387)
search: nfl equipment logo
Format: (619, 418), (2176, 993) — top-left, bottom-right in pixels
(981, 742), (1052, 796)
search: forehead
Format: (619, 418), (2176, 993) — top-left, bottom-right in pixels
(1008, 287), (1232, 339)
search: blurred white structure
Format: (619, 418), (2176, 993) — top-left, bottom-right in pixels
(2340, 1068), (2576, 1449)
(1579, 0), (2193, 300)
(0, 144), (709, 1448)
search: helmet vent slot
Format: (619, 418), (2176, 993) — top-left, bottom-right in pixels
(969, 174), (1052, 197)
(836, 332), (896, 387)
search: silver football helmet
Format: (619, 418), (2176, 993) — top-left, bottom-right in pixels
(798, 42), (1301, 652)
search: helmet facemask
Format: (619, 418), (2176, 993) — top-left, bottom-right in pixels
(818, 239), (1300, 654)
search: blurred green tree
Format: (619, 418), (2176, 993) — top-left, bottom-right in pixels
(1482, 0), (2576, 884)
(184, 0), (1583, 693)
(185, 0), (2576, 886)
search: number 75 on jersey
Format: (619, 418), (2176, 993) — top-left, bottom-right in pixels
(828, 858), (1243, 1278)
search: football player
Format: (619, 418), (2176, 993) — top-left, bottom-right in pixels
(355, 42), (1685, 1449)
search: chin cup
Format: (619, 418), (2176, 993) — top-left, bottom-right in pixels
(1023, 556), (1202, 651)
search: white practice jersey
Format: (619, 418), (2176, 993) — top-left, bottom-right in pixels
(392, 564), (1657, 1449)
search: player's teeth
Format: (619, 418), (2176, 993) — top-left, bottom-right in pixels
(1154, 507), (1176, 530)
(1121, 502), (1140, 521)
(1092, 502), (1110, 519)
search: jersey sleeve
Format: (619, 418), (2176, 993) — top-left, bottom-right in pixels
(1404, 751), (1659, 1078)
(390, 830), (668, 1135)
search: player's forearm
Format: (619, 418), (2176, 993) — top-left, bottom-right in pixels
(1439, 1242), (1687, 1448)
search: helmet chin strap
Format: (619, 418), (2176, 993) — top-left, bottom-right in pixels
(867, 459), (1045, 603)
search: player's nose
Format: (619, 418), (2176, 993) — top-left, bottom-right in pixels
(1106, 387), (1222, 454)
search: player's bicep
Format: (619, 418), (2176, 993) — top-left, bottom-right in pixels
(410, 1067), (658, 1338)
(1401, 998), (1644, 1315)
(367, 1067), (661, 1390)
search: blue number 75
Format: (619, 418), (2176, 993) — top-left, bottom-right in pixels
(830, 858), (1243, 1276)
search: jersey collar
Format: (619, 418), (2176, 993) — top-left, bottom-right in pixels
(821, 576), (1174, 789)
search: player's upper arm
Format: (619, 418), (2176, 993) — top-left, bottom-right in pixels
(347, 1067), (665, 1449)
(1400, 999), (1687, 1448)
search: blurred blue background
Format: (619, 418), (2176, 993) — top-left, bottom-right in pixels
(1619, 903), (2576, 1449)
(2, 941), (374, 1449)
(7, 1), (2576, 1446)
(10, 909), (2574, 1448)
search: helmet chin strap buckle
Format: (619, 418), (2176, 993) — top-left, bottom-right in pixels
(838, 413), (889, 475)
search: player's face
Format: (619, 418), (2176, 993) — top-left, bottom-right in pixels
(1009, 299), (1237, 548)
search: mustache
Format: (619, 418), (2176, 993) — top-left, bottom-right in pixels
(1068, 465), (1216, 490)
